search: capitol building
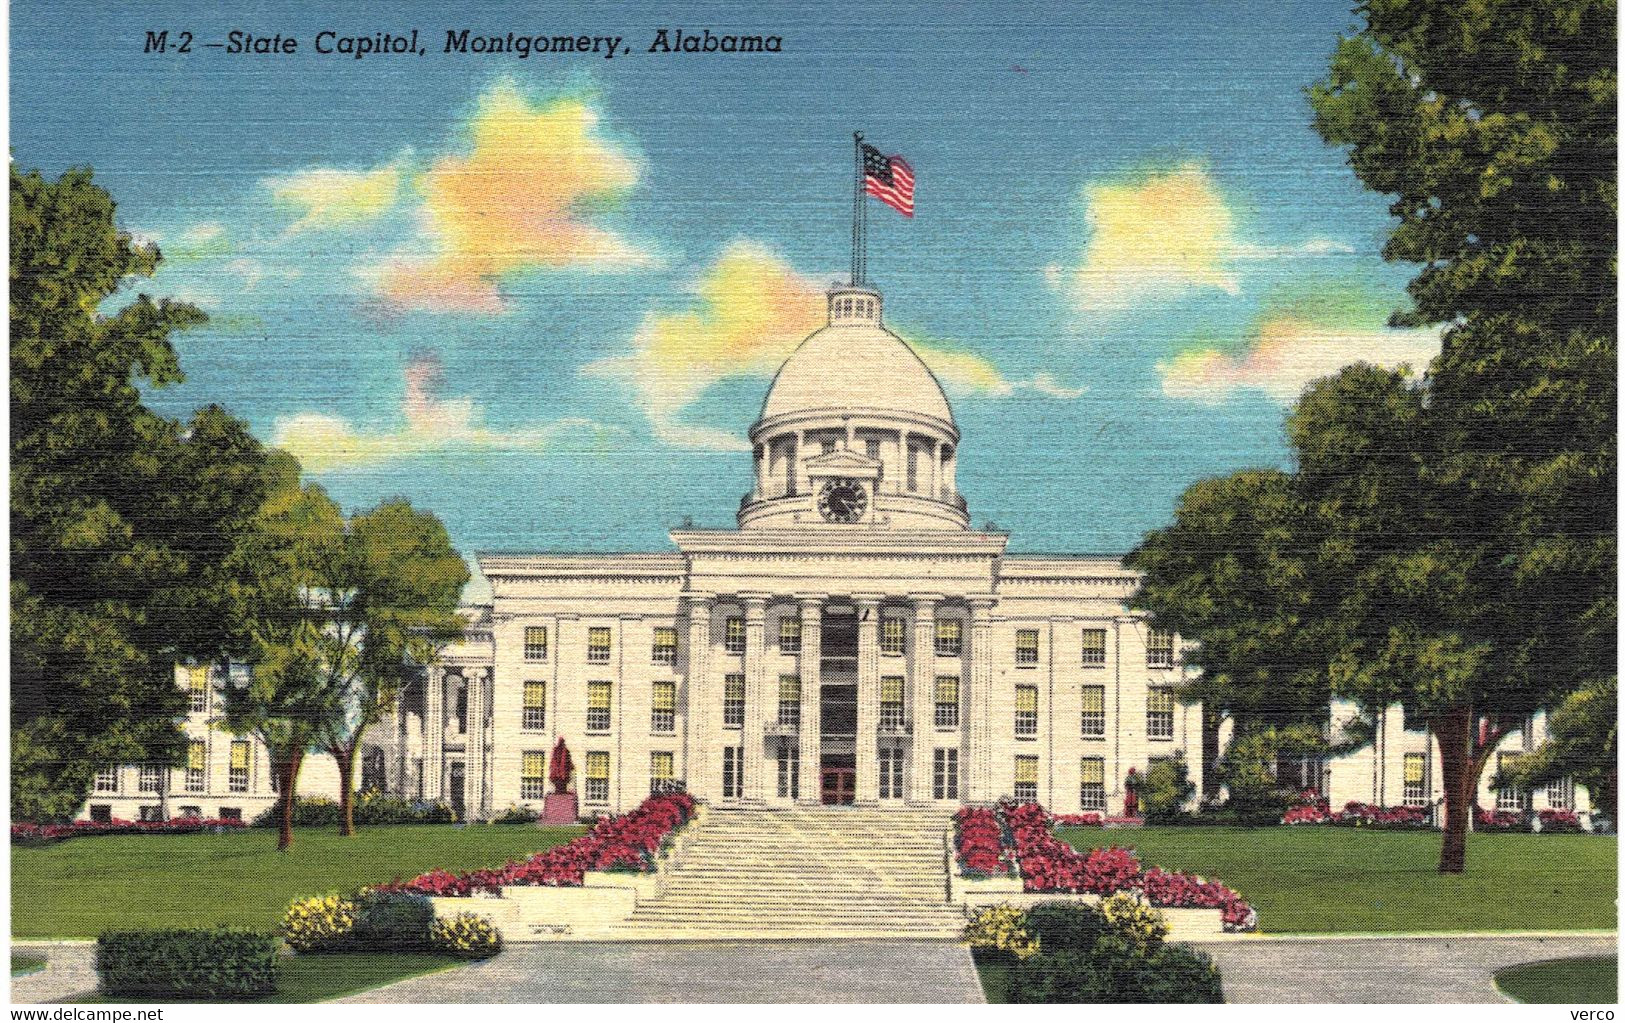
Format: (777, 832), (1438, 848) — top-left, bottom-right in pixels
(80, 284), (1587, 826)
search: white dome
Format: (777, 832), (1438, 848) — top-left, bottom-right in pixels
(759, 302), (954, 427)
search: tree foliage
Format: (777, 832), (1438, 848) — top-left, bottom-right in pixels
(10, 166), (272, 820)
(1501, 676), (1618, 818)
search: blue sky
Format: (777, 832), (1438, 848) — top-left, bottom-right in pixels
(11, 0), (1435, 586)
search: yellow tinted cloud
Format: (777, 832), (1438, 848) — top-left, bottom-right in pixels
(587, 241), (1074, 449)
(266, 164), (402, 234)
(1158, 317), (1441, 404)
(373, 83), (650, 313)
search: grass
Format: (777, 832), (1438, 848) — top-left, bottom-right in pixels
(75, 952), (467, 1004)
(1058, 825), (1618, 934)
(13, 824), (584, 938)
(12, 955), (47, 977)
(1494, 955), (1618, 1004)
(971, 950), (1013, 1003)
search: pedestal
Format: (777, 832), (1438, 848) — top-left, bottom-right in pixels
(541, 792), (579, 825)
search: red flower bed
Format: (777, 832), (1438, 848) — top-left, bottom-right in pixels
(1340, 802), (1429, 828)
(12, 817), (247, 843)
(952, 806), (1009, 876)
(991, 799), (1257, 932)
(1474, 807), (1530, 832)
(390, 793), (696, 896)
(1537, 809), (1583, 834)
(1052, 812), (1105, 827)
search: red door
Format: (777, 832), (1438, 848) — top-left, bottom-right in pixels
(821, 767), (855, 805)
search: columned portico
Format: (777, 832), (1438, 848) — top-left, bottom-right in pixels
(853, 595), (882, 804)
(796, 596), (824, 805)
(909, 595), (940, 803)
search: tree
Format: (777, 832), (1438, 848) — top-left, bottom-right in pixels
(312, 500), (467, 836)
(1501, 676), (1618, 820)
(1308, 0), (1615, 871)
(11, 166), (272, 820)
(1126, 470), (1332, 801)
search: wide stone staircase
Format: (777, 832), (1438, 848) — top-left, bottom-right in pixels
(605, 805), (964, 940)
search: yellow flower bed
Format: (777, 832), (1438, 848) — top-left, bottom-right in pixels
(280, 894), (356, 952)
(961, 903), (1040, 961)
(429, 911), (503, 960)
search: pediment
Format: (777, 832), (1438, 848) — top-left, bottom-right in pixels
(803, 448), (882, 477)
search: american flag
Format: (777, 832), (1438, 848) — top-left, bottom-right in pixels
(862, 144), (915, 217)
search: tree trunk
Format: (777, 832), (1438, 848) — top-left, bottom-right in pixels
(1202, 708), (1223, 801)
(276, 749), (304, 853)
(1434, 706), (1474, 874)
(335, 743), (357, 838)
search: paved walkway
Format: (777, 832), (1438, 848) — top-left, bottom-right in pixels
(10, 942), (98, 1004)
(1195, 934), (1618, 1003)
(338, 940), (986, 1003)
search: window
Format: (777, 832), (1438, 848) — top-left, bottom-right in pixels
(587, 627), (612, 664)
(1547, 778), (1573, 810)
(652, 627), (678, 665)
(934, 748), (959, 800)
(219, 808), (242, 822)
(722, 747), (744, 799)
(186, 740), (206, 792)
(585, 751), (610, 803)
(1014, 755), (1039, 803)
(1016, 629), (1039, 665)
(724, 617), (746, 655)
(1147, 628), (1175, 668)
(907, 445), (919, 491)
(139, 764), (162, 793)
(1080, 756), (1106, 811)
(362, 747), (386, 793)
(587, 681), (612, 732)
(1147, 687), (1175, 740)
(865, 438), (881, 460)
(821, 438), (836, 455)
(524, 626), (549, 661)
(94, 766), (119, 794)
(521, 750), (547, 799)
(723, 674), (745, 728)
(138, 805), (163, 822)
(187, 664), (210, 714)
(650, 751), (675, 794)
(880, 676), (906, 730)
(1497, 752), (1530, 811)
(651, 681), (676, 733)
(935, 619), (963, 657)
(1081, 686), (1106, 739)
(778, 744), (800, 799)
(229, 740), (251, 793)
(456, 683), (469, 733)
(778, 616), (801, 654)
(880, 616), (907, 655)
(778, 675), (801, 728)
(1015, 684), (1038, 737)
(178, 806), (201, 819)
(523, 680), (547, 730)
(1403, 753), (1428, 806)
(879, 748), (904, 799)
(1081, 628), (1107, 666)
(89, 805), (113, 823)
(934, 676), (960, 728)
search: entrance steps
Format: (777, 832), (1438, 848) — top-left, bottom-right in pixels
(604, 805), (964, 940)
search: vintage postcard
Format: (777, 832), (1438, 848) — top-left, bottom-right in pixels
(8, 0), (1617, 1009)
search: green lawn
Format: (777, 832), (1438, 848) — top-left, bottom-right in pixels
(1494, 956), (1618, 1004)
(1059, 825), (1617, 934)
(12, 955), (47, 977)
(13, 824), (584, 938)
(76, 953), (466, 1004)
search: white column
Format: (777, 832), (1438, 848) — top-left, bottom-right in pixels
(967, 597), (997, 801)
(797, 596), (825, 805)
(909, 595), (941, 802)
(742, 594), (770, 802)
(464, 667), (488, 820)
(682, 594), (714, 800)
(423, 666), (445, 800)
(855, 594), (882, 804)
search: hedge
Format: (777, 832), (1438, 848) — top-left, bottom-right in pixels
(96, 928), (279, 1000)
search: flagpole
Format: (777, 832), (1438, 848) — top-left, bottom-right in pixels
(851, 131), (864, 286)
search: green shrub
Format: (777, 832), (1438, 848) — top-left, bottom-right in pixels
(962, 904), (1039, 960)
(280, 894), (356, 953)
(429, 912), (503, 960)
(1131, 756), (1196, 824)
(1100, 891), (1168, 953)
(252, 794), (454, 829)
(492, 804), (539, 825)
(96, 928), (278, 1000)
(1142, 944), (1225, 1003)
(1021, 901), (1110, 955)
(1010, 934), (1224, 1003)
(352, 889), (435, 951)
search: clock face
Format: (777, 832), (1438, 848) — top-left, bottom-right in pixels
(817, 478), (868, 523)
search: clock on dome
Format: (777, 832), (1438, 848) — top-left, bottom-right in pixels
(817, 478), (868, 523)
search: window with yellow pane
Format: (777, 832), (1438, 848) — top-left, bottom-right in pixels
(521, 750), (547, 799)
(228, 739), (251, 793)
(651, 681), (676, 733)
(650, 751), (675, 794)
(1080, 756), (1106, 811)
(880, 676), (905, 729)
(585, 751), (610, 803)
(1014, 754), (1039, 803)
(587, 680), (612, 731)
(523, 680), (546, 730)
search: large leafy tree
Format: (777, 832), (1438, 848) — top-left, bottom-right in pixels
(1307, 0), (1615, 872)
(11, 166), (272, 820)
(1501, 676), (1618, 820)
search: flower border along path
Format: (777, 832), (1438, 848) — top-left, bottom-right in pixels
(949, 802), (1257, 939)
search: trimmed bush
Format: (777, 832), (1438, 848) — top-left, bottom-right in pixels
(280, 894), (357, 953)
(252, 794), (455, 829)
(1131, 756), (1197, 824)
(96, 928), (278, 1000)
(1011, 934), (1223, 1003)
(429, 912), (503, 960)
(1021, 901), (1110, 955)
(1099, 891), (1168, 953)
(962, 904), (1039, 960)
(352, 889), (435, 951)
